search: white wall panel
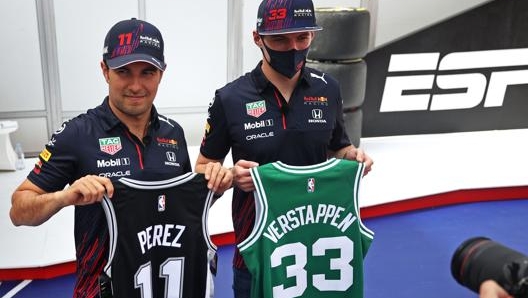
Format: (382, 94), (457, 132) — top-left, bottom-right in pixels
(374, 0), (492, 48)
(166, 111), (208, 146)
(1, 0), (497, 151)
(314, 0), (361, 8)
(54, 0), (138, 112)
(9, 118), (49, 154)
(0, 1), (45, 112)
(147, 0), (228, 109)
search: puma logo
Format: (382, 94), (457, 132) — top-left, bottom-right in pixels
(310, 72), (327, 84)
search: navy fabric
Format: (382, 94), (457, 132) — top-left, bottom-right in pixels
(26, 97), (191, 297)
(233, 267), (252, 298)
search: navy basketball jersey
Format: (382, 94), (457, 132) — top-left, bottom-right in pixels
(100, 172), (216, 298)
(239, 158), (374, 298)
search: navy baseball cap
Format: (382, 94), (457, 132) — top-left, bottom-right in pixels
(103, 18), (166, 71)
(256, 0), (323, 35)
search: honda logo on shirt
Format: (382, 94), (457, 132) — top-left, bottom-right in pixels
(166, 151), (177, 162)
(312, 109), (323, 119)
(309, 109), (327, 124)
(164, 151), (181, 167)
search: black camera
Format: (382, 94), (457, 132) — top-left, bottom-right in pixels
(451, 237), (528, 298)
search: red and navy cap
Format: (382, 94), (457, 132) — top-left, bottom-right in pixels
(256, 0), (323, 35)
(103, 18), (166, 71)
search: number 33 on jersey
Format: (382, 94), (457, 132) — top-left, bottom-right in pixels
(240, 158), (374, 298)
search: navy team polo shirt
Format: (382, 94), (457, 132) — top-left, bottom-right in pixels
(26, 97), (191, 297)
(200, 62), (352, 269)
(28, 97), (191, 191)
(201, 61), (351, 167)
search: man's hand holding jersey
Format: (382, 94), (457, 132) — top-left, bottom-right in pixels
(202, 162), (233, 195)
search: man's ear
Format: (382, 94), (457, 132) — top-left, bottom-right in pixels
(100, 61), (110, 83)
(253, 31), (263, 48)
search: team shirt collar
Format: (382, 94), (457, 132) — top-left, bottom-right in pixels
(99, 96), (161, 132)
(251, 61), (312, 95)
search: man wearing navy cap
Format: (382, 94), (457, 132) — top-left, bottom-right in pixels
(195, 0), (374, 297)
(10, 18), (232, 297)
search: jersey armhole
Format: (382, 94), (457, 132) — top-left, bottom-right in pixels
(202, 190), (218, 252)
(354, 162), (375, 240)
(238, 167), (267, 252)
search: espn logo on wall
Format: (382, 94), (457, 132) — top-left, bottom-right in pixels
(364, 48), (528, 137)
(362, 0), (528, 137)
(380, 49), (528, 112)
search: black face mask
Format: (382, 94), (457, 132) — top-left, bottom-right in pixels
(262, 40), (309, 79)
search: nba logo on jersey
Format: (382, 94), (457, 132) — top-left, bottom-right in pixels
(307, 178), (315, 193)
(157, 195), (166, 212)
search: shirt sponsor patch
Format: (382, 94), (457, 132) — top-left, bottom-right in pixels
(303, 96), (328, 105)
(96, 157), (131, 168)
(246, 131), (274, 141)
(246, 100), (266, 118)
(308, 109), (327, 123)
(39, 148), (52, 162)
(156, 137), (179, 149)
(33, 160), (43, 174)
(98, 170), (131, 178)
(99, 137), (122, 155)
(164, 151), (181, 167)
(53, 122), (67, 135)
(244, 119), (274, 130)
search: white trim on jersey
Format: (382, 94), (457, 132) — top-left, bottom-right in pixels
(101, 195), (117, 276)
(354, 162), (375, 240)
(202, 190), (218, 252)
(238, 168), (269, 251)
(272, 157), (341, 174)
(118, 171), (196, 189)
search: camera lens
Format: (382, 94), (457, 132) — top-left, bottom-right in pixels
(451, 237), (528, 297)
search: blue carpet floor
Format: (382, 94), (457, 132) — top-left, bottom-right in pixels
(2, 199), (526, 298)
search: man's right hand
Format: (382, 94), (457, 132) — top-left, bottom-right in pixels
(11, 175), (113, 227)
(59, 175), (114, 206)
(232, 159), (259, 192)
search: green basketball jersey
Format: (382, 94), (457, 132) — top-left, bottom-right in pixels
(239, 158), (374, 298)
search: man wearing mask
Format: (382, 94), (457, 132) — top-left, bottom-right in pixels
(195, 0), (374, 297)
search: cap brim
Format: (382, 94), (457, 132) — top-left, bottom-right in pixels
(259, 26), (323, 36)
(106, 53), (166, 71)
